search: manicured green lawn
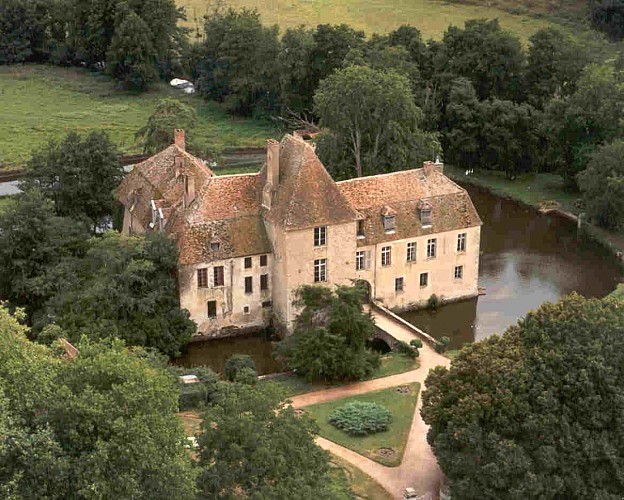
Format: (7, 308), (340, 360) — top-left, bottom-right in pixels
(330, 456), (393, 500)
(444, 349), (462, 360)
(178, 0), (552, 41)
(264, 353), (420, 397)
(305, 382), (420, 467)
(0, 65), (278, 169)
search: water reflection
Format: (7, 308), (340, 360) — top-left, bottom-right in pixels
(400, 184), (623, 349)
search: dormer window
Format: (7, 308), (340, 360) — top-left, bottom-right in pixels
(381, 205), (396, 234)
(419, 200), (433, 227)
(210, 241), (220, 252)
(357, 219), (365, 238)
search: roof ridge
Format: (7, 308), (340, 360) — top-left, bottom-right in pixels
(213, 172), (260, 179)
(335, 168), (425, 184)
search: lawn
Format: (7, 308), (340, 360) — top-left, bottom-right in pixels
(178, 0), (552, 41)
(264, 352), (420, 397)
(608, 284), (624, 300)
(305, 382), (420, 467)
(330, 456), (393, 500)
(0, 197), (14, 213)
(0, 65), (278, 169)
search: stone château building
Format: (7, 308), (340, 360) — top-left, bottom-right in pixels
(117, 130), (482, 338)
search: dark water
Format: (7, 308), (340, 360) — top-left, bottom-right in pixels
(401, 184), (623, 349)
(174, 331), (284, 375)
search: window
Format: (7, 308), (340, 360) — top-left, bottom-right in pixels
(314, 226), (327, 246)
(426, 238), (437, 259)
(383, 215), (396, 233)
(260, 274), (269, 291)
(207, 300), (217, 318)
(243, 305), (250, 315)
(457, 233), (467, 252)
(454, 265), (463, 280)
(357, 220), (365, 237)
(314, 259), (327, 282)
(244, 257), (252, 269)
(245, 276), (253, 294)
(210, 241), (220, 251)
(197, 268), (208, 288)
(213, 266), (225, 287)
(406, 242), (416, 262)
(260, 254), (268, 267)
(395, 277), (404, 293)
(381, 246), (392, 267)
(262, 300), (272, 308)
(420, 272), (429, 287)
(355, 251), (365, 271)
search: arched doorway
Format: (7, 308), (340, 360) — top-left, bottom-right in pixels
(354, 279), (372, 304)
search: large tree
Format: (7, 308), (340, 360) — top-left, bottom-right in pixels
(24, 130), (124, 230)
(577, 140), (624, 230)
(314, 65), (437, 178)
(35, 231), (196, 357)
(197, 381), (335, 498)
(590, 0), (624, 41)
(276, 285), (380, 382)
(136, 97), (198, 153)
(0, 308), (196, 499)
(0, 0), (53, 64)
(422, 293), (624, 498)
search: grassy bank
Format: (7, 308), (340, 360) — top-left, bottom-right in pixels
(305, 382), (420, 467)
(178, 0), (552, 41)
(330, 456), (393, 500)
(0, 65), (278, 169)
(264, 353), (420, 397)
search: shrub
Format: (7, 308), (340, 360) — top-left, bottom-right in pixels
(435, 336), (451, 353)
(329, 401), (391, 436)
(396, 340), (418, 359)
(427, 294), (441, 310)
(224, 354), (257, 382)
(234, 366), (258, 385)
(169, 365), (221, 410)
(410, 339), (423, 349)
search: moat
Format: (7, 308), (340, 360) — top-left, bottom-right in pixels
(178, 182), (624, 370)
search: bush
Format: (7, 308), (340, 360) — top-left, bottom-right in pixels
(396, 340), (418, 359)
(224, 354), (257, 382)
(234, 366), (258, 385)
(410, 339), (423, 349)
(435, 336), (451, 353)
(168, 365), (221, 410)
(328, 402), (391, 436)
(427, 294), (441, 310)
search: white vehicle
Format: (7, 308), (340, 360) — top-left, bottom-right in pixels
(169, 78), (196, 94)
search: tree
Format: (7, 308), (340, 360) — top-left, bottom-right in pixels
(525, 28), (588, 109)
(106, 10), (158, 90)
(35, 231), (196, 357)
(542, 64), (624, 187)
(276, 285), (380, 382)
(0, 310), (197, 499)
(24, 130), (124, 230)
(0, 190), (90, 315)
(224, 353), (257, 382)
(136, 97), (198, 153)
(577, 140), (624, 229)
(439, 19), (525, 101)
(314, 65), (438, 178)
(278, 26), (317, 114)
(197, 381), (334, 498)
(0, 0), (52, 64)
(589, 0), (624, 41)
(195, 6), (280, 116)
(422, 293), (624, 498)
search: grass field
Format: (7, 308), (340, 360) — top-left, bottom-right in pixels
(178, 0), (552, 41)
(305, 382), (420, 467)
(330, 456), (393, 500)
(264, 353), (420, 397)
(0, 65), (278, 169)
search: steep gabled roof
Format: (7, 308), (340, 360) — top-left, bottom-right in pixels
(264, 135), (358, 230)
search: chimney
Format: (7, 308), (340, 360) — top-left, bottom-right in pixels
(174, 129), (185, 151)
(184, 174), (196, 207)
(423, 160), (435, 176)
(267, 139), (280, 186)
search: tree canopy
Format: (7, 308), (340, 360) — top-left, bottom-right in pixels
(136, 97), (198, 153)
(277, 285), (379, 382)
(422, 293), (624, 498)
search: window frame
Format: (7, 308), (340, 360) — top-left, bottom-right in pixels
(355, 251), (365, 271)
(381, 246), (392, 267)
(314, 226), (327, 247)
(244, 276), (253, 294)
(314, 258), (327, 283)
(419, 272), (429, 288)
(260, 273), (269, 291)
(197, 268), (208, 288)
(383, 215), (396, 233)
(260, 254), (268, 267)
(454, 265), (464, 280)
(357, 220), (365, 238)
(210, 241), (220, 252)
(457, 233), (467, 253)
(244, 256), (252, 269)
(207, 300), (217, 318)
(213, 266), (225, 287)
(395, 277), (405, 293)
(426, 238), (437, 259)
(406, 242), (416, 262)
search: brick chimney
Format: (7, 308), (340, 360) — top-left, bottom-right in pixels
(174, 129), (185, 151)
(263, 139), (280, 209)
(423, 160), (443, 176)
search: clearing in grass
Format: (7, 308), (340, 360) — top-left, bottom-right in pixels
(305, 382), (420, 467)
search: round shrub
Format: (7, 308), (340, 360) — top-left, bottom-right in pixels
(410, 339), (423, 349)
(328, 401), (391, 436)
(435, 336), (451, 353)
(224, 354), (257, 382)
(396, 340), (418, 359)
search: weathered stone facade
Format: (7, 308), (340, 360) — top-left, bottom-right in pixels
(117, 131), (482, 338)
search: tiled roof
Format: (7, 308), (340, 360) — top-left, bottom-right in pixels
(264, 135), (358, 230)
(337, 169), (481, 246)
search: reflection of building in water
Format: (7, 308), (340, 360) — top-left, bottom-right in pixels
(117, 130), (482, 338)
